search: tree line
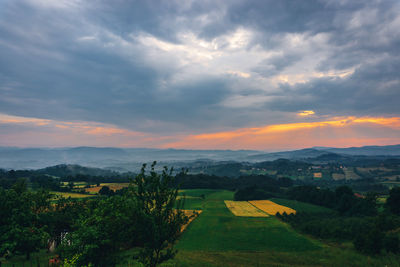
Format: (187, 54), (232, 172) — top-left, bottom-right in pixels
(276, 186), (400, 255)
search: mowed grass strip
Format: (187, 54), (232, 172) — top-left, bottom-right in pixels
(224, 200), (268, 217)
(249, 200), (296, 215)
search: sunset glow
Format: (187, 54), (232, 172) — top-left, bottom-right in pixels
(1, 113), (399, 150)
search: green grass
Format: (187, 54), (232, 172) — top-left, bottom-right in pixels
(178, 189), (227, 210)
(270, 198), (333, 214)
(176, 190), (320, 252)
(167, 247), (400, 267)
(180, 197), (204, 210)
(179, 189), (221, 197)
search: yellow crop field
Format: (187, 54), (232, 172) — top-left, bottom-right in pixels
(249, 200), (296, 215)
(224, 201), (269, 217)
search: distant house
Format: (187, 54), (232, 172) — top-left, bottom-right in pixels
(313, 172), (322, 178)
(354, 193), (365, 199)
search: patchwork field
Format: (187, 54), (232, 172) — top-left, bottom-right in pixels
(224, 200), (269, 217)
(249, 200), (296, 215)
(176, 191), (319, 252)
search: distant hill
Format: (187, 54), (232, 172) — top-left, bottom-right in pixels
(37, 164), (118, 177)
(0, 144), (398, 171)
(246, 148), (329, 161)
(318, 144), (400, 156)
(246, 145), (400, 161)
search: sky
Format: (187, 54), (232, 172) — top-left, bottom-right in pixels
(0, 0), (400, 150)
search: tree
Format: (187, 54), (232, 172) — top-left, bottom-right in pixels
(99, 185), (113, 196)
(386, 187), (400, 215)
(132, 162), (187, 267)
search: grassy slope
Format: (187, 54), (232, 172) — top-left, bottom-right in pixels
(0, 250), (56, 267)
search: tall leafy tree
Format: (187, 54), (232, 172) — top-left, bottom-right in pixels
(132, 162), (187, 267)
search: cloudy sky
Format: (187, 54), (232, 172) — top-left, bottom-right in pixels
(0, 0), (399, 150)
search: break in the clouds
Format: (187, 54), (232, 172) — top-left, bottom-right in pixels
(0, 0), (399, 149)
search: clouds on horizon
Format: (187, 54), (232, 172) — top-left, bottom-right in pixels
(1, 113), (400, 150)
(0, 0), (399, 148)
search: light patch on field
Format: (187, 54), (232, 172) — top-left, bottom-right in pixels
(377, 197), (387, 204)
(224, 200), (269, 217)
(343, 169), (361, 180)
(249, 200), (296, 216)
(332, 173), (346, 180)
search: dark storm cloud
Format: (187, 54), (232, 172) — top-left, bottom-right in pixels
(252, 53), (301, 77)
(0, 0), (399, 135)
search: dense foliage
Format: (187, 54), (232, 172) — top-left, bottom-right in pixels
(0, 163), (187, 267)
(0, 184), (51, 260)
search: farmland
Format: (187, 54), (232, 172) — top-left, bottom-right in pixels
(175, 190), (319, 252)
(170, 190), (400, 267)
(224, 200), (269, 217)
(3, 188), (400, 266)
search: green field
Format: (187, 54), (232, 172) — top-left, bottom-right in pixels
(168, 190), (400, 266)
(176, 190), (319, 252)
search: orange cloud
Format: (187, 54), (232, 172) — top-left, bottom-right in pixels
(297, 110), (315, 117)
(0, 114), (51, 126)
